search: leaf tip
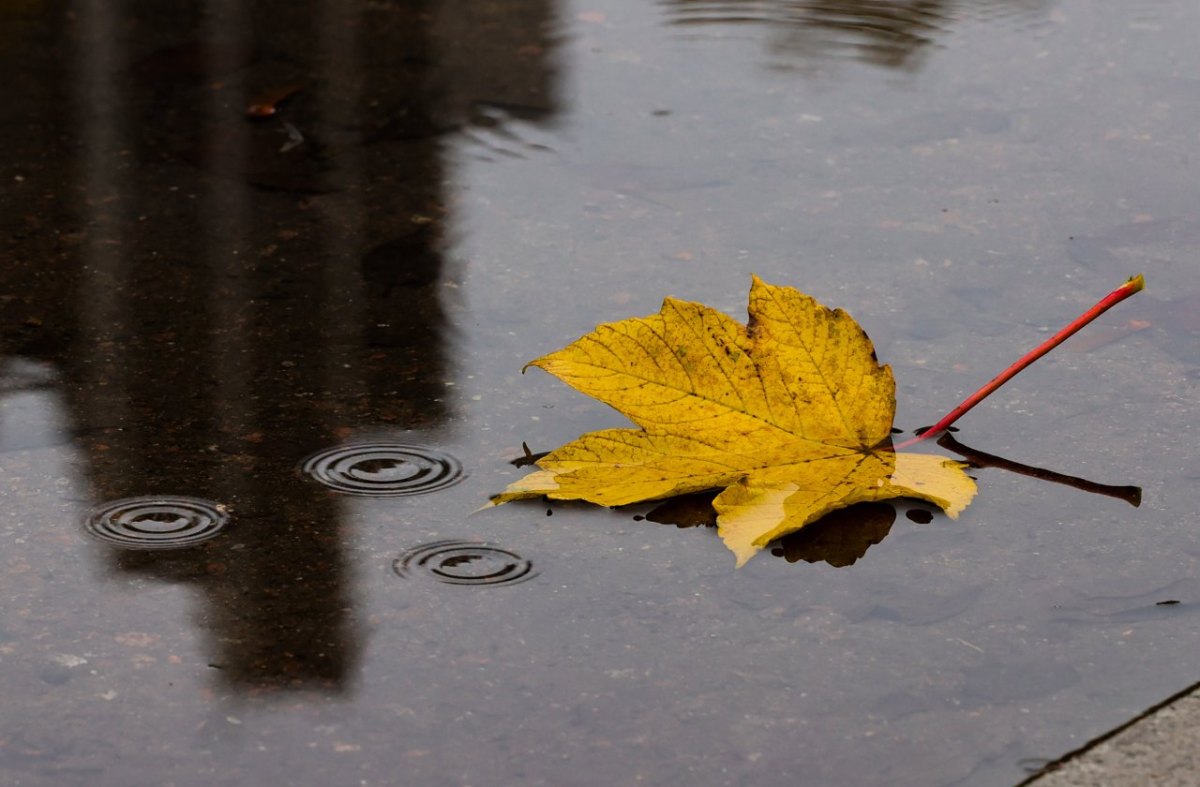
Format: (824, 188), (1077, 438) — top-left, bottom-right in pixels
(521, 356), (551, 375)
(748, 273), (778, 298)
(1125, 273), (1145, 293)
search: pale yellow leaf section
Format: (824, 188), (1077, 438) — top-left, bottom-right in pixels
(493, 277), (978, 565)
(715, 451), (976, 566)
(872, 452), (977, 518)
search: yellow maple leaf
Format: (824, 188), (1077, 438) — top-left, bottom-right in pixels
(491, 276), (977, 566)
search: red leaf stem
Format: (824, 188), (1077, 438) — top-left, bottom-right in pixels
(894, 274), (1145, 451)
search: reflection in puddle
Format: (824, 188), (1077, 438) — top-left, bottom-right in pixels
(1, 0), (1195, 782)
(84, 495), (229, 550)
(663, 0), (1049, 70)
(937, 433), (1142, 507)
(393, 540), (537, 586)
(302, 443), (466, 496)
(771, 502), (895, 567)
(642, 492), (719, 528)
(629, 436), (1141, 568)
(641, 496), (898, 567)
(905, 508), (934, 524)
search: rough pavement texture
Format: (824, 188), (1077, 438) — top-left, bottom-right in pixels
(1028, 686), (1200, 786)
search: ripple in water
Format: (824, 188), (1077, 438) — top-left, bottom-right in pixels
(393, 540), (537, 586)
(85, 495), (229, 550)
(302, 443), (465, 496)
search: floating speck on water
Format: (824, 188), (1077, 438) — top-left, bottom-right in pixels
(392, 540), (537, 586)
(84, 496), (229, 550)
(301, 443), (465, 496)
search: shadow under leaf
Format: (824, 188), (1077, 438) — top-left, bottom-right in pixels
(770, 502), (896, 567)
(639, 493), (897, 567)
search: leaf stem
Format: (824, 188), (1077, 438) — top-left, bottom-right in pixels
(894, 274), (1145, 451)
(934, 433), (1141, 506)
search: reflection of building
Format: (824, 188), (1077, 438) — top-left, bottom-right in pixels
(664, 0), (1048, 70)
(0, 0), (558, 692)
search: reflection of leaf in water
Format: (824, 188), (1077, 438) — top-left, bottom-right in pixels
(643, 496), (897, 565)
(770, 502), (895, 567)
(643, 492), (719, 529)
(510, 443), (550, 468)
(936, 433), (1141, 507)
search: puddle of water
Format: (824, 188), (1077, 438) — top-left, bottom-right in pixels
(2, 0), (1200, 785)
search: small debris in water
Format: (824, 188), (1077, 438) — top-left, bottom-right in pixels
(245, 83), (304, 119)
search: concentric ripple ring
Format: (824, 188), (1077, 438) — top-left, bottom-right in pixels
(392, 540), (537, 586)
(85, 495), (229, 550)
(301, 443), (465, 496)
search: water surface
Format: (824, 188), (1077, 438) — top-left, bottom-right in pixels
(2, 0), (1199, 785)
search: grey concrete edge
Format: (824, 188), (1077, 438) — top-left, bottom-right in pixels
(1017, 679), (1200, 786)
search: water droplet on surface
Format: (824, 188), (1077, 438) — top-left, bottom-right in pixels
(85, 496), (229, 549)
(302, 443), (465, 496)
(392, 540), (536, 586)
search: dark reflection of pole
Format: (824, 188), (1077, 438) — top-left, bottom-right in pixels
(60, 0), (362, 691)
(936, 432), (1143, 507)
(30, 0), (563, 694)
